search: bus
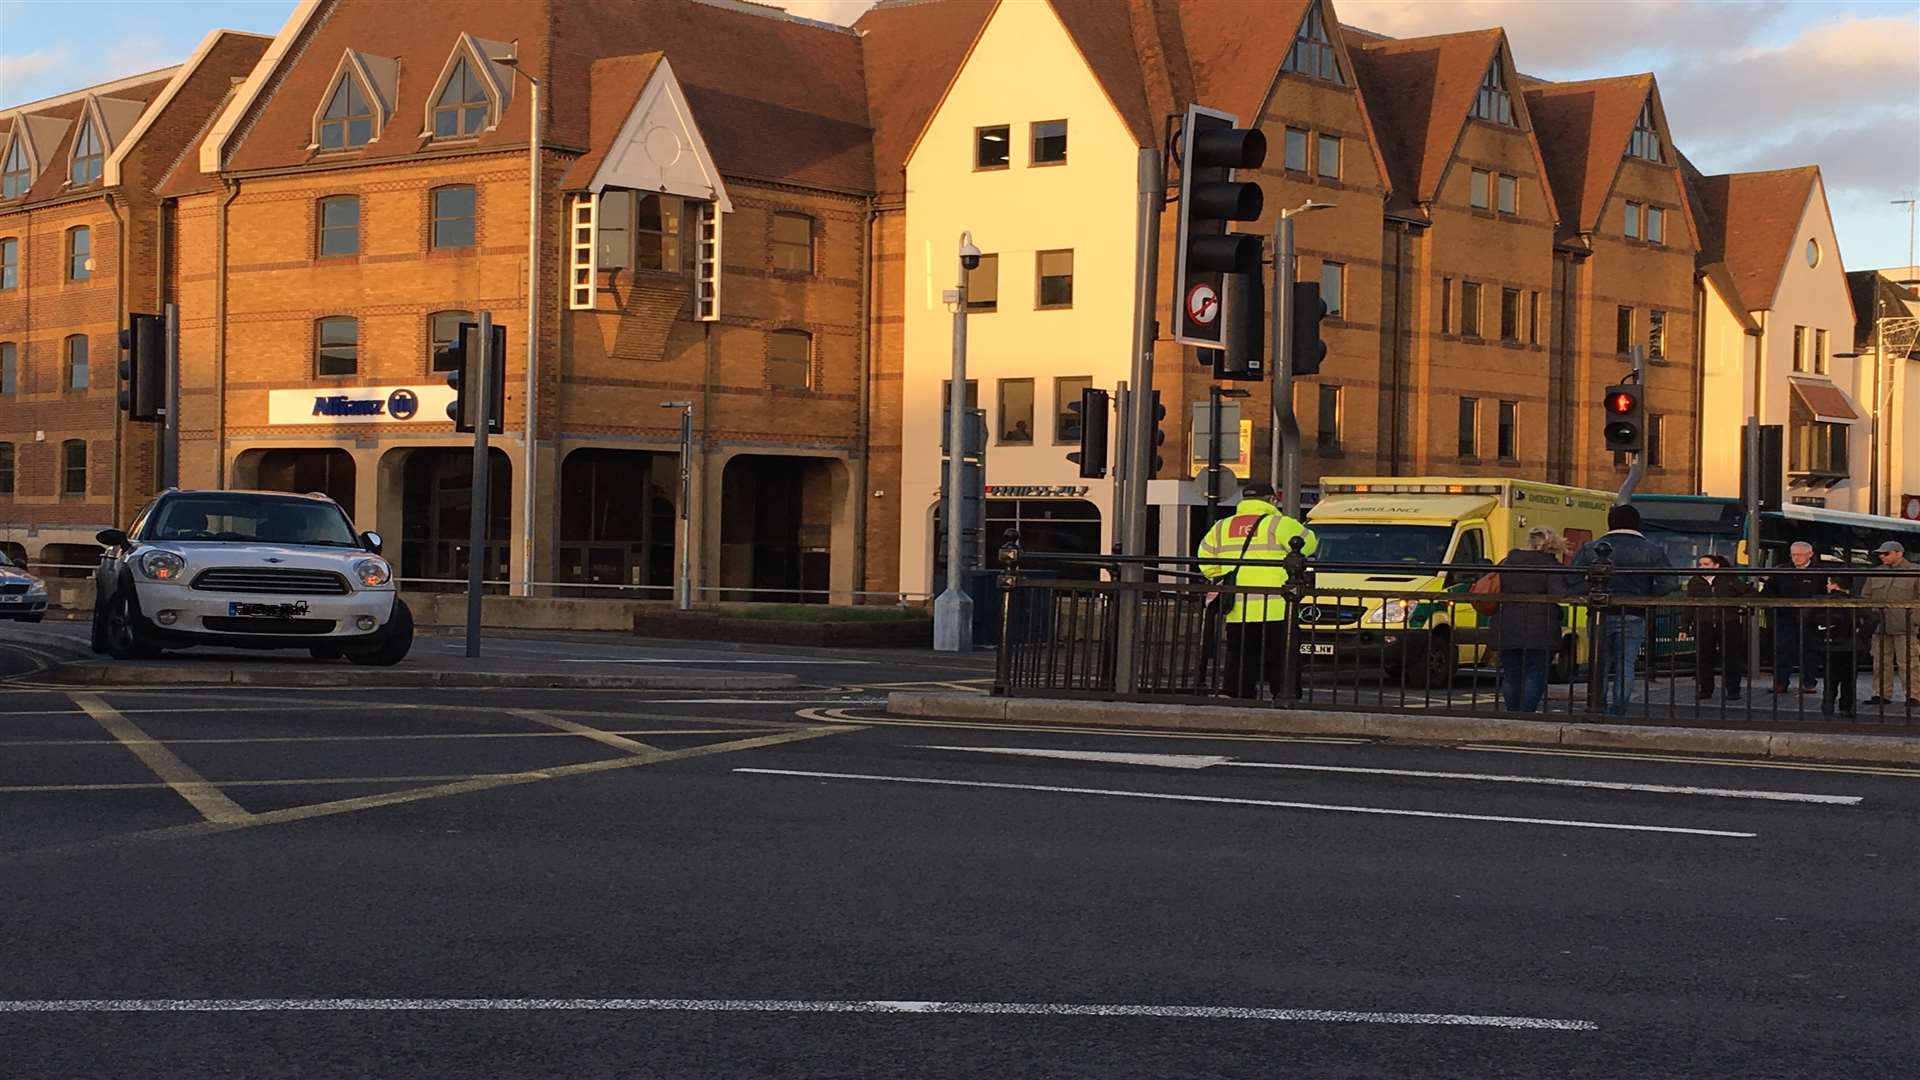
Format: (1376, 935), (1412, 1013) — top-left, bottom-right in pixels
(1631, 495), (1920, 568)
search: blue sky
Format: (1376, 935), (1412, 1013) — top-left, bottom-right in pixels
(4, 0), (1916, 270)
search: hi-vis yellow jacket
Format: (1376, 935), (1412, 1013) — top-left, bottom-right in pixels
(1196, 498), (1319, 623)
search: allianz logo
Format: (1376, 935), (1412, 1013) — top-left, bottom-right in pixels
(310, 388), (421, 420)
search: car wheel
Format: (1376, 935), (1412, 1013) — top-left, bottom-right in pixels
(348, 598), (413, 667)
(1401, 629), (1456, 689)
(309, 645), (345, 661)
(102, 593), (158, 661)
(23, 613), (43, 624)
(1548, 636), (1578, 683)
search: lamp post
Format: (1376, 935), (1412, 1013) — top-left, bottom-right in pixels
(1271, 199), (1334, 521)
(498, 53), (540, 599)
(934, 231), (982, 652)
(661, 401), (694, 610)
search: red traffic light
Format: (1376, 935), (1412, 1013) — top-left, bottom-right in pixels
(1605, 390), (1638, 414)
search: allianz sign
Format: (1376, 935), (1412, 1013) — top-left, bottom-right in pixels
(269, 385), (458, 426)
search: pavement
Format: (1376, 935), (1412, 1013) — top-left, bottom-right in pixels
(0, 664), (1915, 1077)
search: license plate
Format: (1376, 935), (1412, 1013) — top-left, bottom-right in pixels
(228, 601), (309, 618)
(0, 595), (20, 604)
(1299, 643), (1335, 656)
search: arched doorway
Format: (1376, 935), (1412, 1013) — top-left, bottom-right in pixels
(252, 448), (356, 511)
(399, 448), (511, 590)
(559, 448), (676, 596)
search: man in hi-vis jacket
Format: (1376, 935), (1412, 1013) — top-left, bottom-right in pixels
(1197, 481), (1318, 699)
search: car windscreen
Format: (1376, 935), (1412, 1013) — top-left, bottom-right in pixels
(1307, 523), (1453, 566)
(144, 496), (360, 547)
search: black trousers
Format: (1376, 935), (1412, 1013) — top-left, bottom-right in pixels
(1822, 649), (1859, 714)
(1695, 620), (1747, 697)
(1223, 620), (1292, 699)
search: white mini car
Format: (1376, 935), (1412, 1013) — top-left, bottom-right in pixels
(0, 554), (49, 621)
(91, 489), (412, 665)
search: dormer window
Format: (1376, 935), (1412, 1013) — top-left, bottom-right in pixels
(1628, 100), (1661, 162)
(70, 118), (103, 185)
(2, 136), (30, 199)
(433, 58), (492, 138)
(320, 74), (375, 149)
(1283, 0), (1343, 84)
(1469, 53), (1514, 126)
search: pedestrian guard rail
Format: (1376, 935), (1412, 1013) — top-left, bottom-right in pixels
(990, 531), (1920, 732)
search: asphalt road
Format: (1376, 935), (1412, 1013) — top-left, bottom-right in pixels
(0, 665), (1916, 1077)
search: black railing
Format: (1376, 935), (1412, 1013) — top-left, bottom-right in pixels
(992, 532), (1920, 732)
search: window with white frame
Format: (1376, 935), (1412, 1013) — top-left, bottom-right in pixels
(597, 189), (686, 273)
(1628, 100), (1661, 162)
(1316, 134), (1340, 179)
(69, 117), (102, 185)
(0, 237), (16, 289)
(1283, 0), (1343, 84)
(1470, 53), (1514, 125)
(432, 56), (493, 138)
(1, 136), (28, 199)
(1646, 206), (1665, 245)
(1649, 309), (1666, 360)
(319, 72), (376, 149)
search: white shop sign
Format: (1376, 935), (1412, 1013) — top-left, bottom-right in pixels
(268, 385), (458, 426)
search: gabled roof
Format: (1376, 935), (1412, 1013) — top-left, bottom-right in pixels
(855, 0), (996, 199)
(1844, 270), (1919, 351)
(1523, 74), (1654, 237)
(1048, 0), (1157, 148)
(1688, 164), (1820, 313)
(0, 74), (174, 205)
(557, 53), (735, 213)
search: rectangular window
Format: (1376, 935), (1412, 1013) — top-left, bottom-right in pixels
(316, 317), (358, 377)
(1814, 328), (1828, 374)
(1624, 201), (1641, 239)
(1315, 134), (1340, 179)
(1319, 260), (1344, 317)
(965, 253), (998, 312)
(634, 193), (683, 272)
(66, 334), (88, 390)
(1792, 325), (1807, 371)
(1441, 278), (1452, 334)
(1497, 401), (1517, 461)
(1055, 376), (1092, 443)
(0, 237), (16, 289)
(1648, 413), (1666, 468)
(1460, 281), (1481, 337)
(1500, 287), (1520, 341)
(1498, 174), (1517, 214)
(1458, 397), (1480, 458)
(0, 442), (12, 494)
(1316, 384), (1341, 452)
(772, 212), (813, 272)
(1649, 309), (1666, 360)
(1031, 120), (1067, 165)
(67, 226), (89, 281)
(1528, 290), (1540, 345)
(1284, 127), (1308, 172)
(431, 186), (475, 249)
(0, 341), (13, 394)
(1036, 249), (1073, 309)
(1646, 206), (1664, 245)
(1470, 169), (1489, 209)
(767, 330), (812, 389)
(430, 310), (475, 372)
(63, 440), (86, 496)
(998, 378), (1035, 444)
(318, 195), (359, 256)
(1617, 306), (1634, 354)
(975, 125), (1010, 169)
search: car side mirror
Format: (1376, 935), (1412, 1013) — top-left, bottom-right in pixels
(361, 531), (383, 554)
(96, 528), (128, 548)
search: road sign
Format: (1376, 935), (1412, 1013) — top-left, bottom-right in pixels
(1186, 283), (1219, 326)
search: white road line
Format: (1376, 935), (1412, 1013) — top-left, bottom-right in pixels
(1459, 744), (1920, 779)
(735, 768), (1757, 838)
(922, 745), (1860, 805)
(0, 997), (1597, 1030)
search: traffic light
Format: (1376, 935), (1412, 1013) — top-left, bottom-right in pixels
(1065, 387), (1109, 479)
(1602, 382), (1644, 453)
(1217, 255), (1266, 380)
(1148, 389), (1167, 477)
(1172, 104), (1267, 350)
(1289, 281), (1328, 377)
(116, 313), (164, 421)
(445, 322), (506, 434)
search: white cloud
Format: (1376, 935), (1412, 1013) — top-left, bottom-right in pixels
(0, 47), (70, 99)
(1336, 0), (1786, 72)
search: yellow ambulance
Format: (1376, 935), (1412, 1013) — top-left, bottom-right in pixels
(1298, 477), (1616, 685)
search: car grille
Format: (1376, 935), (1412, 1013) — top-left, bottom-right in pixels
(201, 617), (338, 635)
(1295, 604), (1367, 626)
(0, 583), (27, 596)
(191, 567), (351, 595)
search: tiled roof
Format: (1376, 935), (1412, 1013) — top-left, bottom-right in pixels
(0, 77), (174, 206)
(557, 53), (665, 192)
(1522, 74), (1651, 237)
(1688, 165), (1819, 313)
(1348, 29), (1503, 214)
(855, 0), (996, 199)
(1050, 0), (1158, 149)
(1176, 0), (1312, 123)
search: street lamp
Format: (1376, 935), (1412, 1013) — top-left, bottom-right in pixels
(935, 231), (981, 652)
(498, 52), (540, 599)
(661, 401), (694, 610)
(1271, 199), (1335, 520)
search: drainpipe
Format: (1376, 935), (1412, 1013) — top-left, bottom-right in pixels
(1387, 220), (1411, 475)
(215, 180), (240, 487)
(698, 322), (717, 605)
(107, 193), (128, 524)
(851, 195), (875, 603)
(1690, 272), (1705, 494)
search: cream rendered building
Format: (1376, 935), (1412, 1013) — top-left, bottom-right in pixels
(896, 0), (1158, 592)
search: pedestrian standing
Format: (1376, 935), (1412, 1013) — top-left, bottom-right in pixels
(1684, 554), (1752, 701)
(1491, 528), (1565, 712)
(1196, 481), (1318, 700)
(1861, 540), (1920, 709)
(1570, 505), (1677, 716)
(1814, 572), (1877, 718)
(1760, 541), (1823, 695)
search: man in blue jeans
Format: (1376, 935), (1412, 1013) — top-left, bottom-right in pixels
(1571, 505), (1678, 715)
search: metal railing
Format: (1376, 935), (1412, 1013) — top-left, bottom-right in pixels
(992, 533), (1920, 732)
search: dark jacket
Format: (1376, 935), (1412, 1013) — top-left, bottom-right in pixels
(1682, 573), (1753, 636)
(1814, 577), (1880, 652)
(1489, 549), (1564, 652)
(1570, 529), (1677, 600)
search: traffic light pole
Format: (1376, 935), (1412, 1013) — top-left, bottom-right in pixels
(1207, 385), (1226, 523)
(1744, 416), (1762, 683)
(161, 303), (179, 490)
(465, 311), (494, 658)
(1616, 345), (1647, 504)
(1271, 213), (1298, 520)
(1113, 149), (1163, 693)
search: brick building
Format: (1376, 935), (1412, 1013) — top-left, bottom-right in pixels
(0, 31), (270, 571)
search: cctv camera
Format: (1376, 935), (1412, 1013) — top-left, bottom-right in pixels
(959, 230), (982, 271)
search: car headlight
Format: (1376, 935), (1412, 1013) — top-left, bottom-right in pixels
(26, 580), (46, 596)
(138, 550), (187, 582)
(1364, 597), (1413, 625)
(352, 558), (392, 588)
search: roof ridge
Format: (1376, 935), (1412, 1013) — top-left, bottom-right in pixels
(1355, 26), (1501, 51)
(1, 67), (183, 117)
(1705, 164), (1821, 181)
(1523, 73), (1652, 94)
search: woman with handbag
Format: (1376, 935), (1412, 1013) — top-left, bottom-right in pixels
(1488, 528), (1565, 712)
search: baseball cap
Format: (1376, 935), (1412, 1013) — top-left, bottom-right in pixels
(1874, 540), (1905, 554)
